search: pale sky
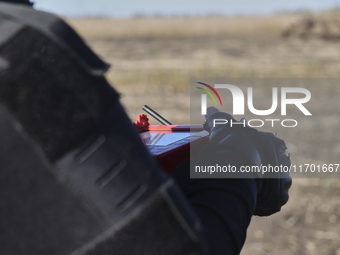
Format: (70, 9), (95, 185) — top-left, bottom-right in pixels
(33, 0), (340, 17)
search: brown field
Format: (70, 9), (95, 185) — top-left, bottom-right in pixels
(68, 14), (340, 255)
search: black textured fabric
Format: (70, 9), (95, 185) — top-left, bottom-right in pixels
(0, 102), (203, 255)
(173, 158), (257, 255)
(77, 193), (194, 255)
(0, 23), (119, 160)
(0, 0), (33, 6)
(0, 2), (109, 74)
(0, 105), (103, 255)
(0, 6), (205, 255)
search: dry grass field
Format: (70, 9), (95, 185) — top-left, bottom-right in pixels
(67, 14), (340, 255)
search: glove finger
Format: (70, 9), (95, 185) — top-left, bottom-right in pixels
(280, 177), (292, 206)
(205, 106), (220, 120)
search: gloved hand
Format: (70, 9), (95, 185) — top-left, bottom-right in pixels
(204, 107), (292, 216)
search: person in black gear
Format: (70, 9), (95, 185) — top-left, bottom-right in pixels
(0, 1), (292, 255)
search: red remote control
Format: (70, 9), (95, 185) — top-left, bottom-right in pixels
(134, 106), (209, 173)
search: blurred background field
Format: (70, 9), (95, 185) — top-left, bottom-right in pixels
(67, 13), (340, 124)
(67, 12), (340, 255)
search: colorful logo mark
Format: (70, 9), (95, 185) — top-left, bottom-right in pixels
(196, 82), (223, 106)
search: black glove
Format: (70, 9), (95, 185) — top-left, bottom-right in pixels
(204, 107), (292, 216)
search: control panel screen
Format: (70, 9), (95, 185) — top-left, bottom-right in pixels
(140, 131), (193, 146)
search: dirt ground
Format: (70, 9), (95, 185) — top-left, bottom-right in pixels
(68, 15), (340, 255)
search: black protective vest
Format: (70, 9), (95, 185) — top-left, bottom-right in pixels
(0, 3), (205, 255)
